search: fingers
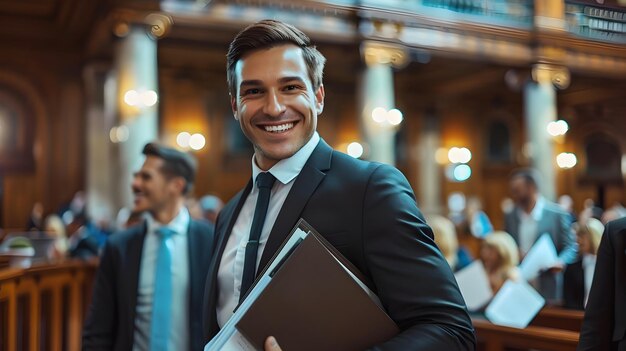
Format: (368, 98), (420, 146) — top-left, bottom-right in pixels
(264, 336), (282, 351)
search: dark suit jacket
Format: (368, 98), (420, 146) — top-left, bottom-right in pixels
(563, 259), (584, 310)
(504, 200), (576, 302)
(203, 140), (475, 350)
(578, 217), (626, 351)
(82, 218), (214, 351)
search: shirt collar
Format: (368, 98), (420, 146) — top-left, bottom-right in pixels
(146, 206), (190, 236)
(251, 132), (320, 186)
(530, 196), (545, 221)
(518, 196), (545, 221)
(582, 253), (596, 267)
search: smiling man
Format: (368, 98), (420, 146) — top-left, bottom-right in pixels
(202, 20), (475, 350)
(83, 143), (214, 351)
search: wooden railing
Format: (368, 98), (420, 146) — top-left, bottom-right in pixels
(530, 307), (584, 333)
(474, 318), (580, 351)
(0, 259), (98, 351)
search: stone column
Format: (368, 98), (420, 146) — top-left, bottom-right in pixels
(534, 0), (566, 30)
(85, 15), (171, 223)
(359, 41), (408, 165)
(84, 63), (116, 225)
(115, 24), (160, 210)
(523, 64), (570, 201)
(417, 110), (442, 215)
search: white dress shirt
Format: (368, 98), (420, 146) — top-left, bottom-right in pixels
(518, 197), (545, 255)
(582, 253), (596, 307)
(216, 132), (320, 327)
(133, 207), (190, 351)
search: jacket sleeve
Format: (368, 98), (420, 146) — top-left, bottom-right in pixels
(82, 241), (118, 350)
(577, 221), (616, 351)
(363, 165), (476, 351)
(555, 209), (577, 265)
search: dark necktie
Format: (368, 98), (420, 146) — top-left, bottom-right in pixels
(240, 172), (276, 302)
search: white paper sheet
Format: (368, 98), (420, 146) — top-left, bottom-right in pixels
(454, 261), (493, 311)
(485, 280), (545, 328)
(519, 233), (559, 281)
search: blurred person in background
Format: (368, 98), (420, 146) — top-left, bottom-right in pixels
(26, 202), (44, 231)
(505, 168), (576, 304)
(429, 215), (473, 271)
(563, 218), (604, 310)
(601, 202), (626, 224)
(199, 194), (223, 225)
(480, 231), (520, 294)
(44, 214), (68, 259)
(185, 197), (204, 220)
(83, 143), (215, 351)
(465, 196), (493, 238)
(558, 194), (577, 224)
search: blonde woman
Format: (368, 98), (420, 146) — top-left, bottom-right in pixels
(429, 215), (473, 271)
(480, 231), (520, 294)
(44, 214), (68, 259)
(563, 218), (604, 310)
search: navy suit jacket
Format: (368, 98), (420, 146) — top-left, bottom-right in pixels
(203, 139), (475, 350)
(82, 218), (214, 351)
(578, 217), (626, 351)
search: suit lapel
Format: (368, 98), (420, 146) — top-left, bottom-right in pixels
(187, 220), (199, 297)
(126, 222), (147, 334)
(206, 180), (253, 334)
(212, 180), (253, 276)
(258, 140), (333, 271)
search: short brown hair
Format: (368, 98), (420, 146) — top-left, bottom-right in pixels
(226, 19), (326, 96)
(142, 143), (197, 195)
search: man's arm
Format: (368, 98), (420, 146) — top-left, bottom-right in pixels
(555, 209), (577, 265)
(82, 241), (118, 350)
(363, 165), (476, 351)
(577, 221), (616, 351)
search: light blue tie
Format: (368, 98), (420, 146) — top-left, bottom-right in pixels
(151, 227), (175, 351)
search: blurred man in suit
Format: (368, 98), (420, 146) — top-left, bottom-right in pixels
(83, 143), (214, 351)
(202, 19), (475, 350)
(578, 217), (626, 350)
(505, 168), (576, 304)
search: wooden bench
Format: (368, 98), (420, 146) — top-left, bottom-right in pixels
(0, 259), (97, 351)
(473, 318), (579, 351)
(530, 307), (584, 333)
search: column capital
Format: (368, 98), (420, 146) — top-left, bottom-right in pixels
(361, 41), (409, 69)
(531, 63), (570, 89)
(112, 11), (173, 39)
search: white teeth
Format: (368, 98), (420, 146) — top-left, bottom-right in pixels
(264, 123), (294, 133)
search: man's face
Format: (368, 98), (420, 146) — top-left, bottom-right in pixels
(509, 176), (534, 208)
(231, 44), (325, 170)
(131, 156), (179, 215)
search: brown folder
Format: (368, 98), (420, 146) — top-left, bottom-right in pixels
(236, 222), (399, 351)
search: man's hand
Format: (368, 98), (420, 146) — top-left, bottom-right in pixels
(539, 262), (564, 274)
(264, 336), (282, 351)
(546, 262), (564, 274)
